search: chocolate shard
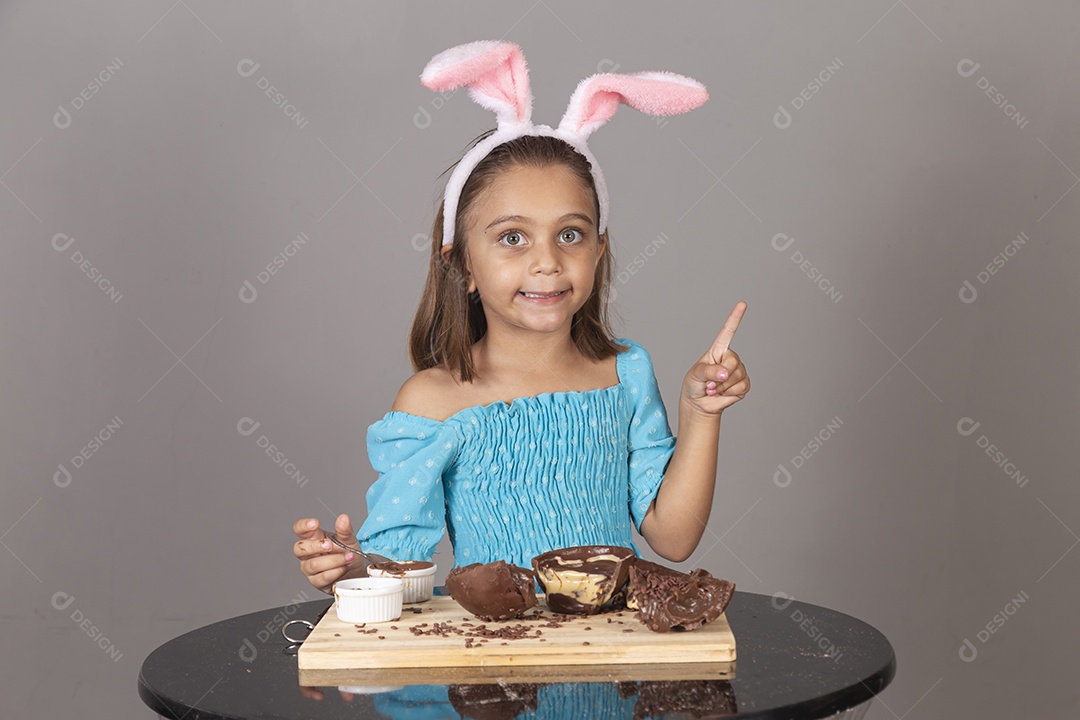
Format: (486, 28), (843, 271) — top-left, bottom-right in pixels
(446, 560), (537, 621)
(627, 561), (735, 632)
(531, 545), (636, 615)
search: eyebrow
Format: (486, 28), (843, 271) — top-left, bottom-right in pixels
(485, 212), (595, 231)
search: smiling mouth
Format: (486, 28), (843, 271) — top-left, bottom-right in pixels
(519, 290), (568, 299)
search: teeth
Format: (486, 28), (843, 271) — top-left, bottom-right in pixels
(522, 290), (564, 298)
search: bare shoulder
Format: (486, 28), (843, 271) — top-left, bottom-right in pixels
(391, 366), (461, 422)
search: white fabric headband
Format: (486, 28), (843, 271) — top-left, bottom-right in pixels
(420, 40), (709, 247)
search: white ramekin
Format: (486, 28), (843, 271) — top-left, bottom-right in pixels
(367, 563), (437, 604)
(333, 577), (403, 623)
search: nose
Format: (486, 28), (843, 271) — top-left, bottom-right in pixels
(529, 239), (562, 274)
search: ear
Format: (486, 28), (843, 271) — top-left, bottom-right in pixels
(558, 71), (708, 140)
(420, 40), (533, 128)
(441, 243), (477, 293)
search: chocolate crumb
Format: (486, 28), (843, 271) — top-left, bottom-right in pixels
(333, 633), (341, 637)
(583, 641), (590, 646)
(390, 626), (398, 630)
(378, 636), (385, 640)
(584, 626), (592, 631)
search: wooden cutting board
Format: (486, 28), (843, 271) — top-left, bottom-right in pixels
(298, 595), (735, 686)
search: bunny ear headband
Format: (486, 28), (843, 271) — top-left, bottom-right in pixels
(420, 40), (709, 247)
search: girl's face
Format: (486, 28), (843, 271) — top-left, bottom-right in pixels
(451, 163), (605, 340)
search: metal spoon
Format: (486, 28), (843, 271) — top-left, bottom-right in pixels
(321, 532), (392, 569)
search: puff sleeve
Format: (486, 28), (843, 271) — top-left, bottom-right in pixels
(621, 340), (677, 531)
(356, 411), (461, 562)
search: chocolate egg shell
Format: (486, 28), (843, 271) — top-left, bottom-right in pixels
(531, 545), (636, 615)
(448, 682), (543, 720)
(627, 561), (735, 632)
(624, 559), (682, 610)
(445, 560), (537, 621)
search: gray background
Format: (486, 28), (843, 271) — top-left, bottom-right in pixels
(3, 1), (1077, 717)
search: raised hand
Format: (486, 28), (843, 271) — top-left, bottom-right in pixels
(292, 513), (365, 594)
(681, 301), (750, 416)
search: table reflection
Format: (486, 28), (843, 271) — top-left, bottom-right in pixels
(298, 678), (737, 719)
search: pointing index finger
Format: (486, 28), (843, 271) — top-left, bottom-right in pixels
(710, 301), (746, 362)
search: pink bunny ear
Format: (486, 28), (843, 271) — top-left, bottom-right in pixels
(420, 40), (532, 128)
(558, 71), (708, 139)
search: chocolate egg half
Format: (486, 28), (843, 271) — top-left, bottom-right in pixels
(445, 560), (537, 621)
(531, 545), (636, 615)
(627, 560), (735, 632)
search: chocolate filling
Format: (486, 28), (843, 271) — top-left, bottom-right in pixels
(446, 560), (537, 621)
(371, 560), (434, 576)
(627, 561), (735, 632)
(531, 545), (635, 615)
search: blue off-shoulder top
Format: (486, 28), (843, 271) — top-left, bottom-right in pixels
(356, 337), (677, 569)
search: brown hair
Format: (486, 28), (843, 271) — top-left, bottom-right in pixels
(408, 129), (627, 383)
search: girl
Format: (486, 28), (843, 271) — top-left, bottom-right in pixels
(292, 40), (749, 595)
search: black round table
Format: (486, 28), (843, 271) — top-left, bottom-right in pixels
(138, 590), (895, 719)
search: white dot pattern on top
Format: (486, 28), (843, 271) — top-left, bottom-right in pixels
(356, 337), (677, 569)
